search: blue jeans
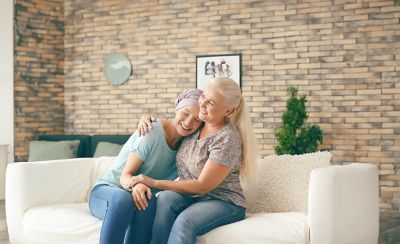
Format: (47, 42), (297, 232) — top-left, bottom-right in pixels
(89, 184), (156, 244)
(151, 190), (245, 244)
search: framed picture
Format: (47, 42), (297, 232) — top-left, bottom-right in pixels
(196, 54), (241, 90)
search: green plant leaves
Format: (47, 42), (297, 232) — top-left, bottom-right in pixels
(275, 87), (323, 155)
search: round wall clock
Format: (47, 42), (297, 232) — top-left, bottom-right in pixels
(104, 53), (132, 85)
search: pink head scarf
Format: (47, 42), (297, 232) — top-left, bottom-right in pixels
(175, 88), (202, 111)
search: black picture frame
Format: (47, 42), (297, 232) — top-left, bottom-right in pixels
(196, 54), (242, 90)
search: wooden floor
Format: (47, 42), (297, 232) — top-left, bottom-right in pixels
(0, 199), (397, 244)
(379, 211), (400, 244)
(0, 201), (9, 244)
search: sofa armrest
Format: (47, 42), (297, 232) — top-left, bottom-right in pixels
(5, 158), (97, 244)
(308, 163), (379, 244)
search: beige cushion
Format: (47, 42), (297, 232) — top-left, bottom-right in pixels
(85, 156), (116, 201)
(246, 151), (332, 213)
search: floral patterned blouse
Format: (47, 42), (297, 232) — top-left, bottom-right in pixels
(176, 123), (245, 208)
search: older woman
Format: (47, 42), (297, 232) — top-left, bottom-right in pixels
(89, 89), (203, 244)
(133, 77), (257, 244)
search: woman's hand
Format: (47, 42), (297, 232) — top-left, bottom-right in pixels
(130, 174), (156, 188)
(131, 183), (152, 210)
(137, 115), (156, 136)
(124, 175), (137, 189)
(121, 175), (137, 190)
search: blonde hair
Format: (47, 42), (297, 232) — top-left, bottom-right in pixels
(209, 77), (258, 181)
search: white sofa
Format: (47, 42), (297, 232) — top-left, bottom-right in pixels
(5, 152), (379, 244)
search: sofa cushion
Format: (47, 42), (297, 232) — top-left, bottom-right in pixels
(93, 142), (123, 157)
(197, 212), (309, 244)
(22, 204), (308, 244)
(245, 151), (332, 213)
(28, 140), (80, 162)
(38, 135), (91, 157)
(19, 151), (312, 244)
(90, 135), (131, 156)
(86, 156), (117, 201)
(22, 203), (101, 244)
(37, 134), (130, 157)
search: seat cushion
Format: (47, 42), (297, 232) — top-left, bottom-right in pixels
(22, 203), (101, 244)
(22, 204), (309, 244)
(197, 212), (309, 244)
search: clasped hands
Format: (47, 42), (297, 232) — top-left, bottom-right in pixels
(129, 174), (155, 211)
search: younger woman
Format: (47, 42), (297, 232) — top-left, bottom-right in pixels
(89, 89), (203, 244)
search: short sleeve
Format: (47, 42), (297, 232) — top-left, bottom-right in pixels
(208, 128), (242, 170)
(128, 132), (156, 162)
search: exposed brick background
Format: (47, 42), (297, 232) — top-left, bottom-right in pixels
(15, 0), (400, 213)
(14, 0), (65, 161)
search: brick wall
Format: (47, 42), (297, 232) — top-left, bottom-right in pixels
(14, 0), (65, 161)
(16, 0), (400, 213)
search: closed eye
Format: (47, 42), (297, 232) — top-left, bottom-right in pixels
(201, 93), (215, 106)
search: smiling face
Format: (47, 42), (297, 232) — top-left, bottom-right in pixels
(173, 105), (202, 136)
(198, 84), (233, 126)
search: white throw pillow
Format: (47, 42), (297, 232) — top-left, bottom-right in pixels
(245, 151), (332, 213)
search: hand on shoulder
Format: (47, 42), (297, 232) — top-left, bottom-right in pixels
(137, 115), (157, 136)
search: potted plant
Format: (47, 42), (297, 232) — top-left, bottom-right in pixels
(275, 86), (323, 155)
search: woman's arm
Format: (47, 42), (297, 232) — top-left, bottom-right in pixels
(132, 160), (231, 195)
(119, 153), (144, 190)
(120, 153), (155, 210)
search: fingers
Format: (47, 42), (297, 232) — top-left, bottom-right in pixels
(137, 114), (156, 137)
(128, 176), (134, 188)
(145, 120), (152, 131)
(137, 121), (151, 137)
(131, 176), (142, 188)
(133, 188), (149, 210)
(129, 175), (143, 188)
(133, 193), (145, 210)
(128, 174), (153, 189)
(146, 187), (152, 200)
(133, 194), (141, 210)
(137, 122), (147, 137)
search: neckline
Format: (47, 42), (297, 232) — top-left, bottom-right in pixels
(157, 119), (180, 153)
(197, 123), (230, 141)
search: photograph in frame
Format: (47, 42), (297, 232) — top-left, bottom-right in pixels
(196, 54), (241, 90)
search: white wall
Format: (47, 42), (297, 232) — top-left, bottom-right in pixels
(0, 0), (14, 164)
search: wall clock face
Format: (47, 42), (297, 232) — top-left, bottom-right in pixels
(104, 53), (132, 85)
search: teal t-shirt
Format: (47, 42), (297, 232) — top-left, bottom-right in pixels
(96, 119), (178, 191)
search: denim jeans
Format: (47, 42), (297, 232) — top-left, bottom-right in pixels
(151, 190), (245, 244)
(89, 184), (156, 244)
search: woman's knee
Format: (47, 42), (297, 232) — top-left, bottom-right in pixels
(109, 189), (134, 210)
(173, 213), (195, 232)
(157, 190), (183, 206)
(155, 190), (190, 219)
